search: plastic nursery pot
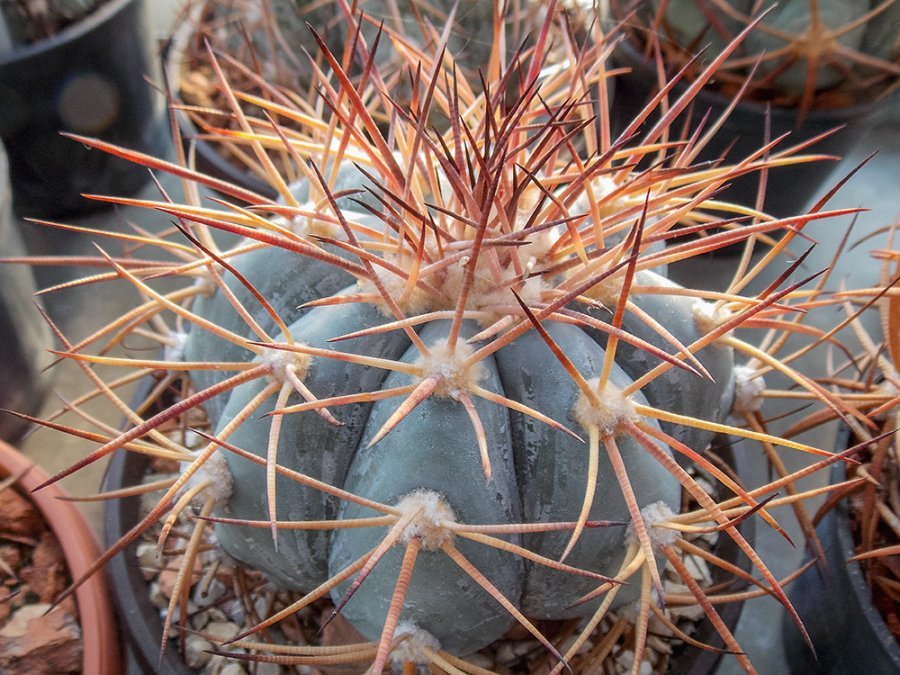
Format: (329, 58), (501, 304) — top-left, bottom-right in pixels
(782, 427), (900, 674)
(0, 142), (52, 443)
(0, 439), (123, 674)
(160, 11), (279, 201)
(102, 416), (755, 674)
(0, 0), (166, 218)
(609, 37), (878, 222)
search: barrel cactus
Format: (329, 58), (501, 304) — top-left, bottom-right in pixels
(16, 4), (863, 673)
(627, 0), (900, 112)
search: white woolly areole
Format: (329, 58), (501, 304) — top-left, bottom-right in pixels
(573, 378), (637, 435)
(178, 449), (233, 505)
(732, 365), (766, 415)
(260, 345), (311, 383)
(627, 501), (680, 549)
(517, 223), (561, 270)
(429, 255), (547, 326)
(415, 340), (486, 400)
(162, 331), (188, 363)
(581, 270), (626, 306)
(571, 174), (659, 230)
(390, 621), (441, 667)
(359, 264), (431, 318)
(692, 299), (732, 336)
(572, 175), (620, 216)
(395, 489), (456, 550)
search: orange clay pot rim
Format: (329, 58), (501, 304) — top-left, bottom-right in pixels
(0, 439), (122, 675)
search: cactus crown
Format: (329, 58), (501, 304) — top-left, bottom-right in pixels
(10, 3), (874, 673)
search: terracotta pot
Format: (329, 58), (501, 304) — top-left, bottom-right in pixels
(0, 439), (122, 674)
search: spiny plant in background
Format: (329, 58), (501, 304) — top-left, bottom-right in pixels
(616, 0), (900, 117)
(3, 3), (879, 673)
(170, 0), (597, 191)
(0, 0), (104, 46)
(835, 223), (900, 640)
(793, 221), (899, 638)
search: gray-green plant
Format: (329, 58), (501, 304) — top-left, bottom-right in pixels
(640, 0), (900, 111)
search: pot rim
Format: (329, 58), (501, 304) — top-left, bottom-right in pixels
(0, 439), (122, 674)
(0, 0), (138, 65)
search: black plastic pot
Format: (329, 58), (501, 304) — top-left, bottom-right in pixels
(0, 0), (166, 218)
(103, 423), (754, 674)
(782, 427), (900, 674)
(610, 37), (877, 221)
(103, 431), (195, 675)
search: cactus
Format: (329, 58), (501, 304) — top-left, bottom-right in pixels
(11, 4), (869, 673)
(171, 0), (593, 195)
(0, 0), (102, 46)
(622, 0), (900, 115)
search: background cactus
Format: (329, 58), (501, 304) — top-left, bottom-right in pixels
(622, 0), (900, 115)
(171, 0), (592, 193)
(11, 3), (870, 673)
(0, 0), (102, 47)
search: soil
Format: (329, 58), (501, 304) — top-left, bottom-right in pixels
(0, 470), (83, 674)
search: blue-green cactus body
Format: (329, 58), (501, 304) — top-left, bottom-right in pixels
(194, 201), (735, 655)
(861, 0), (900, 63)
(495, 320), (680, 618)
(580, 271), (735, 461)
(331, 321), (523, 654)
(183, 162), (380, 416)
(214, 295), (409, 589)
(743, 0), (871, 94)
(651, 0), (752, 55)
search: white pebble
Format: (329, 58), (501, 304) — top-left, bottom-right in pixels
(466, 653), (493, 668)
(254, 663), (281, 675)
(496, 643), (516, 663)
(206, 621), (241, 642)
(149, 582), (167, 610)
(136, 542), (160, 580)
(185, 634), (213, 668)
(218, 663), (248, 675)
(193, 577), (227, 608)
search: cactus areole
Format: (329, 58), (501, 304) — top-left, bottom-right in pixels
(182, 163), (736, 656)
